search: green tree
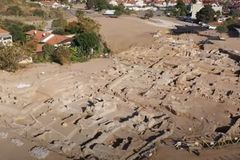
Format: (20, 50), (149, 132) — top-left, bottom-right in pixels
(95, 0), (109, 11)
(77, 14), (100, 33)
(53, 27), (66, 35)
(0, 44), (30, 72)
(216, 25), (228, 33)
(65, 21), (84, 34)
(22, 24), (36, 32)
(52, 46), (71, 65)
(52, 18), (68, 29)
(86, 0), (95, 9)
(113, 4), (126, 17)
(175, 0), (188, 16)
(42, 44), (55, 61)
(74, 32), (101, 54)
(196, 5), (215, 23)
(86, 0), (110, 11)
(7, 24), (26, 42)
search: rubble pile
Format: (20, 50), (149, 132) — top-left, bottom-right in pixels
(0, 35), (239, 159)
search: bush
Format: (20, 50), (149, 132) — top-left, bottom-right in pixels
(65, 21), (84, 34)
(142, 10), (154, 19)
(113, 5), (126, 17)
(52, 18), (68, 29)
(33, 44), (55, 63)
(94, 0), (109, 11)
(74, 32), (101, 54)
(23, 24), (36, 32)
(6, 6), (23, 16)
(1, 20), (32, 42)
(52, 46), (71, 65)
(175, 0), (188, 16)
(76, 15), (100, 33)
(196, 5), (215, 23)
(43, 44), (55, 61)
(0, 44), (30, 72)
(33, 9), (45, 17)
(216, 25), (228, 33)
(230, 9), (240, 18)
(52, 27), (66, 35)
(7, 24), (26, 42)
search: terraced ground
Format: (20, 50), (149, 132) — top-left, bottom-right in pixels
(0, 34), (239, 159)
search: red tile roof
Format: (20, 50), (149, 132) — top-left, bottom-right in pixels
(44, 35), (72, 45)
(26, 30), (51, 41)
(36, 44), (44, 53)
(0, 28), (9, 34)
(26, 30), (73, 53)
(26, 30), (72, 45)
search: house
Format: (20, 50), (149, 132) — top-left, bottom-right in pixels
(39, 1), (70, 9)
(190, 0), (222, 19)
(26, 30), (73, 53)
(0, 28), (12, 46)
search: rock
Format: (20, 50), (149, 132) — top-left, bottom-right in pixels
(30, 146), (49, 159)
(11, 138), (24, 147)
(0, 132), (8, 139)
(61, 142), (76, 154)
(16, 83), (31, 89)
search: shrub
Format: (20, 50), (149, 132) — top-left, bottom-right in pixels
(216, 25), (228, 33)
(175, 0), (188, 16)
(77, 15), (100, 33)
(0, 44), (30, 72)
(52, 18), (68, 29)
(2, 20), (30, 42)
(6, 6), (23, 16)
(23, 24), (36, 32)
(7, 24), (26, 42)
(69, 47), (91, 62)
(65, 21), (84, 34)
(74, 32), (101, 54)
(43, 44), (55, 61)
(196, 5), (215, 23)
(33, 9), (45, 17)
(94, 0), (109, 11)
(52, 27), (66, 35)
(142, 10), (154, 19)
(52, 46), (71, 65)
(113, 4), (128, 17)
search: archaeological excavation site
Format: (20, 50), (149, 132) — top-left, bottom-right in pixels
(0, 34), (240, 160)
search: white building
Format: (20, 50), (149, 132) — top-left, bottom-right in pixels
(109, 0), (118, 6)
(0, 28), (12, 46)
(190, 0), (222, 19)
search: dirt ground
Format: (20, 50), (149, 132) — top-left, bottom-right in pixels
(92, 15), (162, 53)
(93, 15), (240, 53)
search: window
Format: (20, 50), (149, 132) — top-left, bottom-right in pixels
(3, 36), (12, 40)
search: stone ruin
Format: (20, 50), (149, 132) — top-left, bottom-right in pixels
(0, 34), (239, 159)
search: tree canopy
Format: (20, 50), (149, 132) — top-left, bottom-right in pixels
(196, 5), (215, 23)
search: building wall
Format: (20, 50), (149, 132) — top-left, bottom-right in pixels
(0, 34), (12, 46)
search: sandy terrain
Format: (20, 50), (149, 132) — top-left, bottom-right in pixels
(92, 15), (162, 53)
(0, 32), (240, 159)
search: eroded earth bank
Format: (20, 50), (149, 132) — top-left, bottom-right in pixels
(0, 34), (240, 160)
